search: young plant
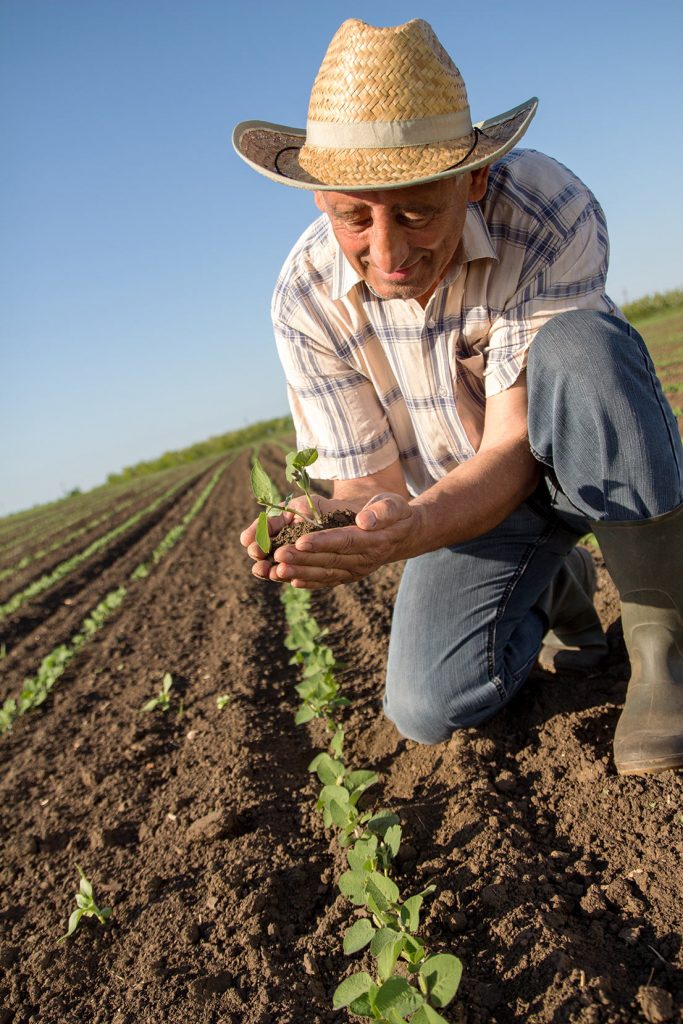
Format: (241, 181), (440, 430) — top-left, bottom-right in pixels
(281, 585), (464, 1023)
(142, 672), (173, 712)
(59, 867), (111, 942)
(216, 693), (231, 710)
(251, 448), (321, 554)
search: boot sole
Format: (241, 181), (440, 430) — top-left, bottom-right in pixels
(616, 754), (683, 776)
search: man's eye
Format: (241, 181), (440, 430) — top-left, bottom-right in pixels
(340, 217), (371, 230)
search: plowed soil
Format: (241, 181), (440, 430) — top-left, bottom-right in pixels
(1, 446), (681, 1024)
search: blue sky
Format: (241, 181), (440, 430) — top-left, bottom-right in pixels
(2, 0), (682, 514)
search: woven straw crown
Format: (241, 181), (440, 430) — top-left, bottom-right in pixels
(233, 18), (537, 190)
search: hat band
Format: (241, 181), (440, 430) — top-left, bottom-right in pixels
(305, 108), (472, 150)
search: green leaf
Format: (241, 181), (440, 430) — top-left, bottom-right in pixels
(377, 934), (405, 982)
(418, 954), (463, 1008)
(366, 811), (400, 837)
(347, 835), (378, 872)
(368, 872), (399, 904)
(328, 799), (354, 829)
(370, 927), (401, 957)
(78, 873), (93, 899)
(294, 448), (318, 468)
(402, 934), (425, 965)
(343, 917), (376, 954)
(294, 705), (316, 725)
(401, 893), (423, 933)
(338, 869), (369, 905)
(332, 972), (374, 1009)
(411, 1006), (451, 1024)
(384, 824), (402, 859)
(318, 783), (350, 808)
(75, 893), (90, 909)
(308, 753), (344, 786)
(255, 512), (271, 555)
(60, 908), (84, 940)
(374, 976), (424, 1016)
(345, 770), (378, 794)
(251, 458), (276, 504)
(285, 451), (298, 483)
(348, 991), (377, 1018)
(329, 729), (344, 757)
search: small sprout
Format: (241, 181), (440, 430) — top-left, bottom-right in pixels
(59, 867), (111, 942)
(284, 448), (321, 523)
(142, 672), (173, 712)
(216, 694), (231, 710)
(250, 448), (322, 554)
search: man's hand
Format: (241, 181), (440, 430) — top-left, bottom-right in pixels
(268, 492), (415, 589)
(241, 490), (416, 589)
(241, 459), (413, 588)
(240, 493), (325, 570)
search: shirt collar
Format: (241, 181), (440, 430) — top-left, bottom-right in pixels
(329, 202), (498, 301)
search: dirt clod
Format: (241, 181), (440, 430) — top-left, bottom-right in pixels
(637, 986), (674, 1023)
(185, 808), (237, 843)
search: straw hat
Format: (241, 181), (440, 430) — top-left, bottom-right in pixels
(233, 18), (537, 191)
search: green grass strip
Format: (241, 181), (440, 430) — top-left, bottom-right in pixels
(0, 470), (200, 621)
(0, 476), (153, 555)
(0, 457), (232, 734)
(0, 586), (127, 733)
(0, 497), (141, 584)
(129, 459), (230, 579)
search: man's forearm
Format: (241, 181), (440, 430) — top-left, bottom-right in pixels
(331, 462), (411, 507)
(405, 437), (540, 557)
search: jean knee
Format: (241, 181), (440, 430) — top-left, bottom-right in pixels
(384, 665), (503, 745)
(529, 309), (632, 382)
(384, 692), (454, 745)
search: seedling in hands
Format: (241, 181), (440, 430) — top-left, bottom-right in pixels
(59, 867), (111, 942)
(142, 672), (173, 712)
(251, 448), (321, 554)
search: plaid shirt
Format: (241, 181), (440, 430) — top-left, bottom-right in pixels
(272, 149), (619, 495)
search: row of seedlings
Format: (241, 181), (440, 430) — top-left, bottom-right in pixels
(0, 468), (170, 558)
(0, 461), (204, 579)
(0, 462), (211, 620)
(251, 450), (463, 1023)
(0, 459), (231, 733)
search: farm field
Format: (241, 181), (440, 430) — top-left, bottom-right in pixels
(1, 312), (682, 1024)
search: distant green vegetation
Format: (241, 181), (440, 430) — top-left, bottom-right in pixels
(106, 415), (294, 483)
(623, 288), (683, 324)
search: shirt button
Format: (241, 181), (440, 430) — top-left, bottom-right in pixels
(438, 385), (449, 397)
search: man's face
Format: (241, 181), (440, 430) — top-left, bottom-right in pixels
(315, 168), (489, 306)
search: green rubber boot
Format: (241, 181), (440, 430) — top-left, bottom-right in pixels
(537, 546), (608, 672)
(593, 502), (683, 775)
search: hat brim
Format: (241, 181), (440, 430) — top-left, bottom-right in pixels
(233, 98), (538, 191)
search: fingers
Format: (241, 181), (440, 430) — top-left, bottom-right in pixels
(240, 509), (293, 556)
(355, 492), (412, 531)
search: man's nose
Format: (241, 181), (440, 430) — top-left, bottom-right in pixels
(369, 220), (410, 273)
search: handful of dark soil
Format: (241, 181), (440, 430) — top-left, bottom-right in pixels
(271, 509), (356, 554)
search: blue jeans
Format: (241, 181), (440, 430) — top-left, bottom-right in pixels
(385, 311), (683, 743)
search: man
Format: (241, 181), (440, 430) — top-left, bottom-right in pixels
(234, 18), (683, 775)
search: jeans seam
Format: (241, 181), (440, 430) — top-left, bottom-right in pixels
(486, 519), (559, 695)
(628, 325), (683, 502)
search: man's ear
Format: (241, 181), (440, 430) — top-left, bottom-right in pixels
(314, 191), (326, 213)
(468, 166), (490, 202)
